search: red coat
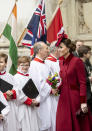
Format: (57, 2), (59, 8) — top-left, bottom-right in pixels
(56, 54), (92, 131)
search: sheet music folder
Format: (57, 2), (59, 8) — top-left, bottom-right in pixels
(0, 78), (13, 93)
(22, 79), (39, 99)
(0, 101), (6, 114)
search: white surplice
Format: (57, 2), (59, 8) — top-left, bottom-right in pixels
(45, 55), (60, 75)
(29, 58), (53, 131)
(0, 91), (10, 131)
(0, 72), (17, 131)
(45, 55), (60, 131)
(14, 73), (39, 131)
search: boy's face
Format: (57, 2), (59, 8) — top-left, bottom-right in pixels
(0, 57), (7, 72)
(18, 62), (30, 73)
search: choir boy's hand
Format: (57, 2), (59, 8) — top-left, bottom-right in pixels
(6, 90), (13, 97)
(32, 99), (39, 106)
(0, 114), (3, 120)
(51, 89), (58, 95)
(6, 95), (12, 101)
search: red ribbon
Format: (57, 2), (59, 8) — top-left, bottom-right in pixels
(17, 72), (29, 76)
(56, 33), (68, 47)
(0, 71), (6, 75)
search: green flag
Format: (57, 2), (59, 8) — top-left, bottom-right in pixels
(3, 3), (17, 75)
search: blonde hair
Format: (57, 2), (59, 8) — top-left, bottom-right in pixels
(18, 56), (30, 66)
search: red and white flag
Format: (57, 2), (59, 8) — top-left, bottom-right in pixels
(47, 7), (67, 44)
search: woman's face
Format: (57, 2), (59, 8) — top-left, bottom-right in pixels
(58, 43), (69, 58)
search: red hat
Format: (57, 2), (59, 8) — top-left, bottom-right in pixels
(56, 32), (68, 47)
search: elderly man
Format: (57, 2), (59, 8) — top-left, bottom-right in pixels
(45, 41), (60, 131)
(29, 41), (57, 131)
(45, 41), (60, 74)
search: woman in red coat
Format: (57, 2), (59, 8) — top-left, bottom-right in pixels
(56, 38), (92, 131)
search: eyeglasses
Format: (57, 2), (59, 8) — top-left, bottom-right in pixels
(20, 64), (30, 67)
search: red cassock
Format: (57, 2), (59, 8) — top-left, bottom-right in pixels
(56, 54), (92, 131)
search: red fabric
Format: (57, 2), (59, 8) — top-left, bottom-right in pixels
(34, 57), (44, 64)
(11, 90), (16, 99)
(46, 55), (57, 62)
(56, 54), (92, 131)
(17, 72), (29, 76)
(24, 97), (32, 105)
(80, 96), (86, 103)
(46, 79), (52, 86)
(0, 71), (6, 75)
(3, 93), (7, 99)
(47, 8), (63, 43)
(30, 47), (34, 56)
(56, 33), (68, 47)
(59, 56), (64, 61)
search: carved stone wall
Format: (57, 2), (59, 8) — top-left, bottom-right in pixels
(60, 0), (92, 46)
(76, 0), (92, 34)
(0, 0), (92, 56)
(79, 0), (92, 3)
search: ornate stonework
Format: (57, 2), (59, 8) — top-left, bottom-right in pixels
(77, 1), (92, 34)
(62, 0), (92, 42)
(78, 0), (92, 3)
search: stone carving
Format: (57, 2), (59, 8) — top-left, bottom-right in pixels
(79, 0), (92, 3)
(77, 1), (92, 33)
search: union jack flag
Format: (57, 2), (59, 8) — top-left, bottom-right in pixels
(22, 0), (46, 55)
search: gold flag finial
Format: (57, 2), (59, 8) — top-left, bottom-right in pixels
(58, 0), (63, 6)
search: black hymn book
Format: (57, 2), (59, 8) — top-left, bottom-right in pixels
(22, 79), (39, 99)
(0, 78), (13, 93)
(0, 101), (6, 114)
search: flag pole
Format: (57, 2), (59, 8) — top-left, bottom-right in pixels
(16, 0), (26, 46)
(17, 28), (28, 46)
(17, 0), (63, 45)
(58, 0), (63, 6)
(47, 0), (63, 29)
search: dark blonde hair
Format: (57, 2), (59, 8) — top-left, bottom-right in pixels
(0, 53), (8, 63)
(18, 56), (30, 66)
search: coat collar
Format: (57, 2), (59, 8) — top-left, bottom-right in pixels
(63, 53), (74, 64)
(17, 71), (29, 76)
(0, 70), (6, 75)
(17, 69), (29, 76)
